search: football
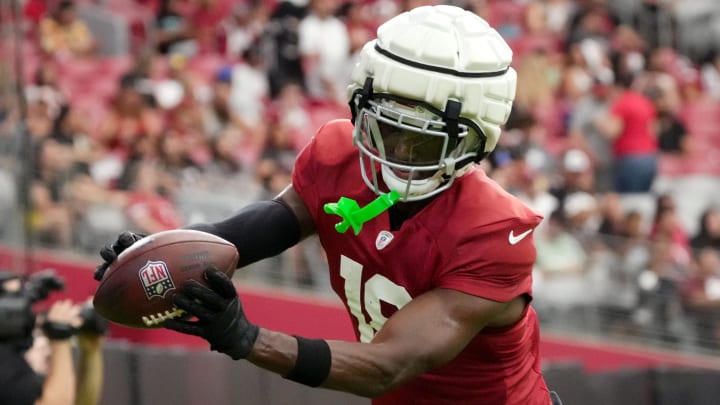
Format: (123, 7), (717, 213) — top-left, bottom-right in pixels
(93, 229), (239, 329)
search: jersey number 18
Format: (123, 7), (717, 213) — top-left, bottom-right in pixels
(340, 255), (412, 342)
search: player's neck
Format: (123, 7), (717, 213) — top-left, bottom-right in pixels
(388, 199), (433, 231)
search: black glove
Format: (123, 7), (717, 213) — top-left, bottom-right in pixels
(94, 231), (145, 281)
(78, 301), (110, 336)
(164, 268), (259, 360)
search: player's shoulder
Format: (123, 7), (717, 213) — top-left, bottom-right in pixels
(315, 118), (354, 141)
(456, 167), (543, 229)
(304, 118), (356, 163)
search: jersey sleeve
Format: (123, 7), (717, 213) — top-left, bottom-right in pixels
(292, 128), (319, 214)
(434, 217), (540, 302)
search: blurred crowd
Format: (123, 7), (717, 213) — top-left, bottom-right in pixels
(2, 0), (720, 352)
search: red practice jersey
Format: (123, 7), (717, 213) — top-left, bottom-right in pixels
(292, 119), (550, 405)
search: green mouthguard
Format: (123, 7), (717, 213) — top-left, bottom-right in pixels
(323, 190), (401, 235)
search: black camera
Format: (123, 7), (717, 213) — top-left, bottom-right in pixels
(0, 270), (65, 348)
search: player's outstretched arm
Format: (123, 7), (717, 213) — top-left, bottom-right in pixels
(183, 184), (315, 268)
(94, 185), (315, 280)
(252, 289), (523, 397)
(165, 267), (524, 398)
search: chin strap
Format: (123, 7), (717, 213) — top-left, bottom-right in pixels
(324, 190), (401, 235)
(443, 99), (462, 139)
(349, 77), (374, 124)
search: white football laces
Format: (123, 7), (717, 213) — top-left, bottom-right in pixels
(141, 307), (186, 327)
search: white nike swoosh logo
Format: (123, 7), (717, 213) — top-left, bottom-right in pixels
(508, 229), (533, 245)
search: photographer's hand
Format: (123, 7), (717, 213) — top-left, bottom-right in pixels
(37, 300), (83, 405)
(42, 300), (82, 340)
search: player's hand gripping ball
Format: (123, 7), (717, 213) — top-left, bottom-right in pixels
(93, 229), (239, 328)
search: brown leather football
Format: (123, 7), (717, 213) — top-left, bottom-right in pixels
(93, 229), (239, 329)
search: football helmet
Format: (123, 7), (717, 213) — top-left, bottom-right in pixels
(348, 5), (517, 201)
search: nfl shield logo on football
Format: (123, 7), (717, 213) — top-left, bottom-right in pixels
(375, 231), (394, 251)
(138, 260), (176, 300)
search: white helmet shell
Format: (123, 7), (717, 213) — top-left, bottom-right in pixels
(348, 5), (517, 153)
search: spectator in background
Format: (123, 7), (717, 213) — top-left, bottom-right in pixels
(256, 119), (298, 198)
(515, 47), (562, 116)
(691, 207), (720, 251)
(594, 58), (658, 193)
(567, 75), (614, 192)
(202, 67), (237, 137)
(204, 129), (245, 179)
(229, 45), (270, 133)
(31, 138), (78, 248)
(647, 86), (689, 155)
(565, 0), (616, 45)
(0, 271), (106, 405)
(563, 189), (600, 240)
(98, 73), (163, 162)
(0, 299), (81, 405)
(124, 162), (183, 235)
(298, 0), (350, 104)
(154, 0), (196, 57)
(25, 64), (66, 123)
(700, 49), (720, 100)
(265, 81), (312, 151)
(534, 209), (589, 320)
(190, 0), (233, 54)
(260, 1), (306, 98)
(525, 0), (576, 39)
(597, 192), (626, 241)
(650, 193), (690, 259)
(628, 0), (676, 52)
(616, 209), (651, 278)
(559, 41), (596, 103)
(24, 300), (106, 405)
(51, 105), (102, 167)
(39, 0), (95, 59)
(224, 0), (270, 60)
(340, 0), (377, 60)
(681, 247), (720, 350)
(634, 236), (686, 344)
(635, 48), (683, 114)
(550, 148), (595, 213)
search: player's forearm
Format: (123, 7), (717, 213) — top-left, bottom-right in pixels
(37, 341), (76, 405)
(247, 328), (419, 398)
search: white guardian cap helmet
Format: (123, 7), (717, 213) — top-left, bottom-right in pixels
(348, 5), (517, 201)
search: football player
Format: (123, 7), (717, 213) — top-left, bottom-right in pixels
(96, 5), (560, 404)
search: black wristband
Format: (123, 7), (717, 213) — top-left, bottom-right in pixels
(42, 321), (76, 340)
(284, 336), (332, 387)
